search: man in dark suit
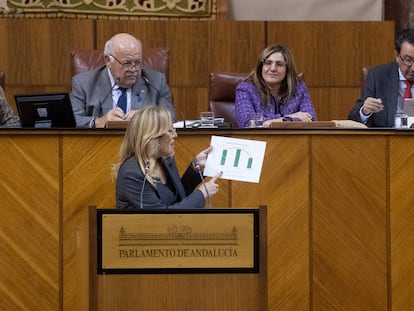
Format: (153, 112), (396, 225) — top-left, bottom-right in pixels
(349, 28), (414, 127)
(70, 33), (174, 128)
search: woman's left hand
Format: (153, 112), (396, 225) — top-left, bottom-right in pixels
(194, 146), (212, 168)
(287, 112), (312, 121)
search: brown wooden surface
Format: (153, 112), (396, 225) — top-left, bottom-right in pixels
(89, 207), (267, 311)
(0, 20), (394, 121)
(1, 129), (414, 310)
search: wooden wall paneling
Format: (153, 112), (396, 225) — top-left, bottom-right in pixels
(0, 19), (95, 111)
(389, 136), (414, 311)
(62, 134), (123, 310)
(312, 135), (388, 310)
(0, 19), (95, 88)
(170, 86), (209, 120)
(207, 21), (265, 73)
(309, 87), (361, 121)
(232, 133), (310, 311)
(0, 134), (60, 311)
(266, 22), (395, 87)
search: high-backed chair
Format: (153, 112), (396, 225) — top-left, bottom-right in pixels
(0, 70), (5, 90)
(70, 47), (170, 81)
(208, 72), (249, 127)
(361, 67), (370, 89)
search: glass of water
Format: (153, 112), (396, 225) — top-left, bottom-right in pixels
(394, 113), (408, 128)
(249, 112), (264, 128)
(200, 111), (215, 127)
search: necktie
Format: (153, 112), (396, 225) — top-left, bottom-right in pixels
(117, 87), (127, 113)
(403, 80), (414, 99)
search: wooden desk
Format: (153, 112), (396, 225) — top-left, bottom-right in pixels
(1, 128), (413, 311)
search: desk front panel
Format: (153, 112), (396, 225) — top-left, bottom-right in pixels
(1, 129), (413, 311)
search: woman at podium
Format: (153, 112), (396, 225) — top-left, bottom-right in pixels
(113, 106), (222, 209)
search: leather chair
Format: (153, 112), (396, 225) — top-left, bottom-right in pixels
(361, 66), (370, 88)
(208, 72), (249, 127)
(0, 70), (5, 90)
(70, 47), (170, 81)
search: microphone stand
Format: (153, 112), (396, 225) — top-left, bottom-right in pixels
(140, 161), (150, 209)
(194, 159), (211, 208)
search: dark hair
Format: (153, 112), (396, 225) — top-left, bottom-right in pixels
(395, 28), (414, 54)
(246, 44), (299, 107)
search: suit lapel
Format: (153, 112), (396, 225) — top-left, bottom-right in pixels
(131, 79), (149, 110)
(386, 63), (401, 126)
(162, 157), (186, 200)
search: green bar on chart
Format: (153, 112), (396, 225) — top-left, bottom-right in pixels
(247, 157), (253, 169)
(220, 149), (227, 165)
(234, 149), (241, 167)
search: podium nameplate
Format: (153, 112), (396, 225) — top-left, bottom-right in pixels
(97, 209), (259, 274)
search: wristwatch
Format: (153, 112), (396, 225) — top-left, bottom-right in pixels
(90, 117), (96, 128)
(282, 116), (293, 122)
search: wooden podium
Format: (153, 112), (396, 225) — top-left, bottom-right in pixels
(89, 207), (267, 311)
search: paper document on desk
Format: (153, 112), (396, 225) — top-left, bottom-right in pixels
(203, 135), (266, 183)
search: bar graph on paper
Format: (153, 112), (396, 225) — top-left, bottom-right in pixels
(204, 135), (267, 183)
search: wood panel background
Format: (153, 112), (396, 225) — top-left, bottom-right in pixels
(1, 129), (414, 311)
(0, 20), (394, 122)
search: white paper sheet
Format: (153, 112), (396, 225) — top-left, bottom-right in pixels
(203, 135), (266, 183)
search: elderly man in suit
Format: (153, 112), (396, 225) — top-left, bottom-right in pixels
(70, 33), (174, 128)
(349, 28), (414, 127)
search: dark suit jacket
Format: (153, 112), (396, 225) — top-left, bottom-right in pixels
(116, 156), (205, 209)
(348, 62), (399, 127)
(70, 66), (174, 127)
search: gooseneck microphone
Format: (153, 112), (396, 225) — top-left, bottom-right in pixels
(177, 111), (187, 129)
(194, 159), (211, 208)
(93, 77), (121, 116)
(140, 161), (150, 210)
(142, 75), (159, 92)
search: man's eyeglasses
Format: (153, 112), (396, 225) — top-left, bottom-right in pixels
(399, 55), (414, 67)
(262, 59), (286, 67)
(109, 54), (144, 70)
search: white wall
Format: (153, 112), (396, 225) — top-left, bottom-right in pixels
(229, 0), (383, 21)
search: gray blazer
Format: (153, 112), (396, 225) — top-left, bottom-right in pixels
(348, 62), (399, 127)
(70, 65), (175, 127)
(116, 156), (205, 209)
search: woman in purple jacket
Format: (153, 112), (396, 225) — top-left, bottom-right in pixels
(235, 44), (317, 128)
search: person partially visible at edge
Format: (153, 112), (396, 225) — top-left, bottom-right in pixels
(70, 32), (174, 128)
(113, 106), (222, 209)
(235, 44), (317, 128)
(348, 28), (414, 127)
(0, 86), (21, 128)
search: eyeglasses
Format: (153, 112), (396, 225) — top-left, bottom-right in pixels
(399, 55), (414, 67)
(109, 54), (144, 70)
(262, 59), (286, 67)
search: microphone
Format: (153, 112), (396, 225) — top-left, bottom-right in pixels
(142, 71), (176, 121)
(194, 159), (211, 208)
(142, 74), (159, 92)
(140, 161), (150, 210)
(93, 77), (120, 116)
(177, 111), (187, 129)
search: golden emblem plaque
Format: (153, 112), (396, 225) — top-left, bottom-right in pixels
(97, 209), (259, 274)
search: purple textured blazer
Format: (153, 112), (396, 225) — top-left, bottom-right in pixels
(235, 80), (317, 127)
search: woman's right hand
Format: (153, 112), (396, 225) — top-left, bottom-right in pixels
(198, 171), (222, 198)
